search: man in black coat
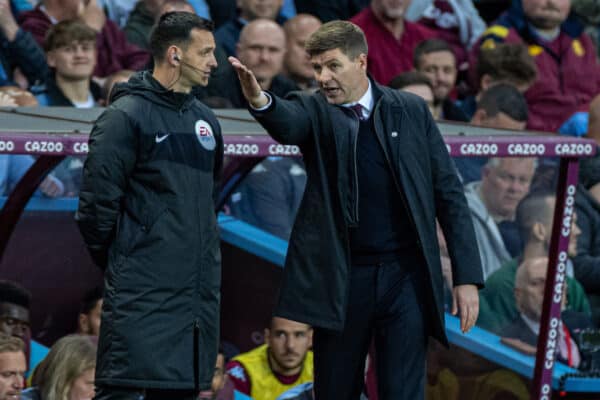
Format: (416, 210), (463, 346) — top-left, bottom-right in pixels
(229, 20), (483, 399)
(77, 12), (223, 400)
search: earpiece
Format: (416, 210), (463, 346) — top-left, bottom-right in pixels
(173, 54), (180, 62)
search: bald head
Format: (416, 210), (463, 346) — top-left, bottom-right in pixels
(515, 257), (550, 322)
(283, 14), (322, 82)
(237, 19), (286, 87)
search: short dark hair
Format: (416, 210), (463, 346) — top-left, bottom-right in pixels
(80, 286), (103, 315)
(477, 83), (528, 122)
(388, 71), (433, 90)
(413, 39), (454, 69)
(149, 12), (214, 62)
(516, 190), (555, 243)
(44, 20), (97, 52)
(305, 20), (367, 59)
(0, 281), (31, 309)
(476, 43), (537, 87)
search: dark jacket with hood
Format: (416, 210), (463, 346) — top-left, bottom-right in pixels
(76, 71), (223, 390)
(250, 81), (483, 344)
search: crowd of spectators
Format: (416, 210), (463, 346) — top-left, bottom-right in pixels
(2, 0), (600, 399)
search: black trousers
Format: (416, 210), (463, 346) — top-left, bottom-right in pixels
(93, 386), (198, 400)
(313, 256), (428, 400)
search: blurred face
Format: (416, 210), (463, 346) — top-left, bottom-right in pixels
(471, 110), (527, 131)
(237, 0), (283, 20)
(178, 28), (218, 87)
(48, 40), (97, 81)
(371, 0), (411, 21)
(312, 48), (369, 105)
(68, 368), (94, 400)
(481, 158), (536, 219)
(515, 259), (548, 321)
(567, 212), (581, 257)
(284, 17), (322, 80)
(237, 23), (286, 86)
(401, 84), (434, 115)
(522, 0), (571, 30)
(78, 299), (102, 336)
(265, 317), (312, 376)
(0, 304), (30, 344)
(0, 351), (25, 400)
(416, 50), (457, 101)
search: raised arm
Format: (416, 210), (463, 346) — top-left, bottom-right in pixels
(228, 56), (312, 145)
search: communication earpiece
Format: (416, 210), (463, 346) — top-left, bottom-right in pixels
(173, 54), (180, 62)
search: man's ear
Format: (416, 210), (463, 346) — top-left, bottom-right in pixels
(358, 53), (368, 70)
(532, 221), (547, 242)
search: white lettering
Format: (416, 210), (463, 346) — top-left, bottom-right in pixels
(24, 141), (64, 153)
(0, 140), (15, 152)
(555, 143), (594, 155)
(507, 143), (546, 155)
(268, 144), (300, 156)
(459, 143), (498, 155)
(73, 142), (89, 154)
(224, 143), (259, 155)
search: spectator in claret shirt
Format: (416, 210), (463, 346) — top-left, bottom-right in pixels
(351, 0), (435, 85)
(471, 0), (600, 134)
(18, 0), (149, 78)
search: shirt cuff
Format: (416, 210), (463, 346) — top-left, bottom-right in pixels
(249, 91), (272, 111)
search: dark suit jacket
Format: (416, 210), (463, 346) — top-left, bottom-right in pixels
(250, 80), (484, 344)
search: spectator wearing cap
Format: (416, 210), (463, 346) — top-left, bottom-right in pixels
(0, 281), (48, 377)
(573, 151), (600, 325)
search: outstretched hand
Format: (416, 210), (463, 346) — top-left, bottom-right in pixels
(228, 56), (269, 108)
(452, 284), (479, 333)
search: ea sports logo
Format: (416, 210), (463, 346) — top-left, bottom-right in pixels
(195, 120), (216, 151)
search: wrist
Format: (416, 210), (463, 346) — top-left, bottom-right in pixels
(249, 92), (269, 109)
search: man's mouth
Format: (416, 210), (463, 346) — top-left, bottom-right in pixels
(323, 87), (340, 96)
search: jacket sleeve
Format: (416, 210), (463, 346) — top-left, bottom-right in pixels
(249, 92), (312, 146)
(572, 200), (600, 292)
(424, 102), (484, 287)
(76, 108), (137, 269)
(5, 29), (49, 86)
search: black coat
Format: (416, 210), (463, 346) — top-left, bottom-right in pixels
(573, 185), (600, 293)
(77, 71), (223, 390)
(250, 81), (483, 344)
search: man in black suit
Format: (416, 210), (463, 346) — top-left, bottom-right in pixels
(229, 20), (483, 399)
(504, 257), (593, 368)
